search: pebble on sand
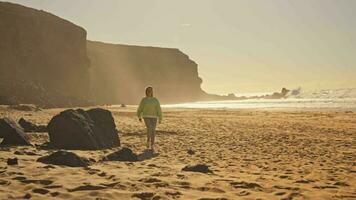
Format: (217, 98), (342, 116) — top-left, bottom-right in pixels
(7, 157), (18, 165)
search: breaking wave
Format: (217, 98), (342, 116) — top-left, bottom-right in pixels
(287, 88), (356, 99)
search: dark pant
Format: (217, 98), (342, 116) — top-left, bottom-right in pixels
(143, 118), (157, 149)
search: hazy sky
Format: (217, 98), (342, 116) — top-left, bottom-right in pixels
(6, 0), (356, 94)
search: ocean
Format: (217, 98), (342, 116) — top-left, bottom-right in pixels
(162, 88), (356, 110)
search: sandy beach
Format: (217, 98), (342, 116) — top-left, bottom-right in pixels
(0, 106), (355, 200)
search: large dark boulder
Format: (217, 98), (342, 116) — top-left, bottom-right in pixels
(86, 108), (120, 148)
(0, 118), (31, 146)
(18, 118), (47, 133)
(47, 108), (119, 150)
(37, 150), (91, 167)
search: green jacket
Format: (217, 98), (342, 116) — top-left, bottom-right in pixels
(137, 97), (162, 121)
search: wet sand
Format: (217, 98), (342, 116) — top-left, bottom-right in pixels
(0, 106), (355, 199)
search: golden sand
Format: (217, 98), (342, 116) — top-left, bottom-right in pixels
(0, 106), (355, 199)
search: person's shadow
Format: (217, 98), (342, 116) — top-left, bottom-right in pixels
(137, 149), (159, 161)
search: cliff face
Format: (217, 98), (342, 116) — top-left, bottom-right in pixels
(87, 41), (206, 104)
(0, 2), (209, 107)
(0, 2), (90, 107)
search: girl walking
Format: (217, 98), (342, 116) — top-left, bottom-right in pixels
(137, 86), (162, 152)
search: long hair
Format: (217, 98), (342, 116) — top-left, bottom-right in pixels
(145, 86), (153, 97)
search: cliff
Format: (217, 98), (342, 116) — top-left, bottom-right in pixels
(0, 2), (90, 107)
(87, 41), (207, 104)
(0, 2), (214, 107)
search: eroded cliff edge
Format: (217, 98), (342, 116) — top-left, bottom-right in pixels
(0, 2), (91, 107)
(87, 41), (207, 104)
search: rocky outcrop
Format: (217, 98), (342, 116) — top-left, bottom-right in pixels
(87, 41), (206, 104)
(0, 2), (90, 107)
(0, 118), (31, 146)
(47, 108), (119, 150)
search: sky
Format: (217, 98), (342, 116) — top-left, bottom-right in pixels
(5, 0), (356, 94)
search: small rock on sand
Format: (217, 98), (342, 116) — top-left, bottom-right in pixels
(132, 192), (155, 200)
(187, 148), (195, 155)
(18, 118), (47, 132)
(37, 150), (92, 167)
(7, 157), (18, 165)
(104, 147), (138, 162)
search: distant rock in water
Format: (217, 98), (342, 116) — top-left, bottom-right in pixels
(264, 88), (290, 99)
(37, 151), (92, 167)
(0, 2), (91, 107)
(18, 118), (47, 133)
(47, 108), (119, 150)
(0, 118), (31, 146)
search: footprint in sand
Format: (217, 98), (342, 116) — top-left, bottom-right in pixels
(44, 185), (63, 189)
(281, 192), (303, 200)
(173, 181), (191, 189)
(294, 179), (315, 184)
(68, 184), (107, 192)
(132, 192), (155, 200)
(12, 176), (26, 181)
(97, 172), (107, 177)
(230, 181), (262, 189)
(236, 190), (250, 196)
(140, 177), (162, 183)
(50, 191), (60, 197)
(21, 179), (53, 185)
(165, 191), (182, 199)
(312, 185), (338, 189)
(0, 179), (10, 185)
(139, 177), (169, 188)
(197, 186), (225, 193)
(13, 176), (54, 186)
(275, 191), (287, 196)
(32, 188), (50, 195)
(279, 175), (289, 179)
(273, 185), (300, 191)
(334, 181), (350, 187)
(23, 193), (31, 199)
